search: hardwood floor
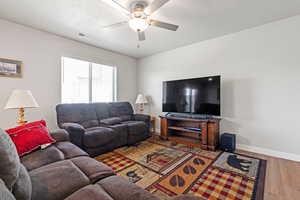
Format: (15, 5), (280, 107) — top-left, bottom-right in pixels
(236, 150), (300, 200)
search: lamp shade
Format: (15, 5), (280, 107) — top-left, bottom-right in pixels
(5, 90), (39, 109)
(135, 94), (148, 104)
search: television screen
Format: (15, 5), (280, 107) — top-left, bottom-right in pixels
(162, 76), (220, 116)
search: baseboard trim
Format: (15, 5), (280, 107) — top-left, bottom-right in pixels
(237, 144), (300, 162)
(154, 128), (300, 162)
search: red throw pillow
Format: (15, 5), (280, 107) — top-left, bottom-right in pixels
(6, 120), (56, 156)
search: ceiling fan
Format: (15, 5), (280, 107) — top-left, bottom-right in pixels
(102, 0), (179, 41)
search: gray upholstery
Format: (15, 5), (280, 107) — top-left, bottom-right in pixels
(109, 102), (134, 117)
(0, 129), (20, 190)
(56, 102), (151, 156)
(121, 121), (148, 145)
(0, 179), (16, 200)
(64, 184), (114, 200)
(94, 103), (111, 121)
(21, 142), (88, 171)
(29, 159), (91, 200)
(49, 129), (70, 142)
(110, 102), (133, 122)
(100, 117), (122, 125)
(108, 124), (128, 148)
(84, 127), (115, 148)
(97, 176), (158, 200)
(0, 129), (201, 200)
(70, 157), (115, 183)
(61, 123), (85, 148)
(56, 104), (99, 128)
(21, 130), (117, 200)
(0, 129), (32, 200)
(12, 165), (32, 200)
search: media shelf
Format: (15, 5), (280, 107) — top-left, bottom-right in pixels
(160, 115), (220, 151)
(168, 126), (201, 134)
(168, 135), (201, 148)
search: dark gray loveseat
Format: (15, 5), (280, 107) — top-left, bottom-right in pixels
(56, 102), (150, 157)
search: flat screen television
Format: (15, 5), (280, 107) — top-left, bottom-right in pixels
(162, 75), (220, 116)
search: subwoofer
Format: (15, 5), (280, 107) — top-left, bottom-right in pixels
(220, 133), (236, 152)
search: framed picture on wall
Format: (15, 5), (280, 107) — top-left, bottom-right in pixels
(0, 58), (22, 78)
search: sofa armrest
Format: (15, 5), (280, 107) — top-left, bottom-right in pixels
(133, 114), (150, 122)
(61, 122), (85, 131)
(61, 123), (85, 149)
(133, 114), (151, 134)
(49, 129), (70, 142)
(0, 179), (16, 200)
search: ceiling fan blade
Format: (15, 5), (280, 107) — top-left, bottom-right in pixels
(102, 0), (131, 15)
(149, 19), (179, 31)
(103, 21), (128, 30)
(145, 0), (170, 15)
(138, 31), (146, 41)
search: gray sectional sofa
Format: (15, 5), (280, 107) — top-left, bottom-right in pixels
(56, 102), (150, 157)
(0, 129), (203, 200)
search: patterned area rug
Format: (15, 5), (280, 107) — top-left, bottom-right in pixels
(95, 137), (266, 200)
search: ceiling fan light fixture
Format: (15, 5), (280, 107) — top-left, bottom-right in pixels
(103, 0), (179, 41)
(129, 18), (149, 32)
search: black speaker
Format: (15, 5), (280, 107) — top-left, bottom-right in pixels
(220, 133), (236, 152)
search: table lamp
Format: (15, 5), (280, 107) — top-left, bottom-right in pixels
(5, 90), (39, 125)
(135, 94), (148, 113)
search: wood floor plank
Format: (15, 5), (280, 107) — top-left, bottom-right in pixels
(236, 150), (300, 200)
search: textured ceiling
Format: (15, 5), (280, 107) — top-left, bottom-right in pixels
(0, 0), (300, 58)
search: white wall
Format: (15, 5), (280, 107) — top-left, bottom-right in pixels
(0, 19), (137, 130)
(137, 15), (300, 159)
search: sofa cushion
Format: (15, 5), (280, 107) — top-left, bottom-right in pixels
(84, 127), (115, 148)
(100, 117), (122, 125)
(56, 104), (99, 128)
(65, 184), (113, 200)
(97, 176), (159, 200)
(121, 121), (148, 145)
(70, 157), (115, 183)
(29, 160), (90, 200)
(21, 145), (64, 171)
(0, 129), (20, 190)
(93, 103), (111, 120)
(108, 124), (128, 147)
(21, 142), (87, 171)
(109, 102), (134, 117)
(119, 115), (132, 122)
(54, 142), (88, 159)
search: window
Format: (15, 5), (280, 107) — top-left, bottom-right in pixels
(61, 57), (116, 103)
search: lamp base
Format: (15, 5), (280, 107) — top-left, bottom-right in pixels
(17, 108), (27, 125)
(139, 103), (144, 113)
(17, 120), (27, 126)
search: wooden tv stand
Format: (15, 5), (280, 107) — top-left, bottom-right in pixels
(160, 115), (220, 151)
